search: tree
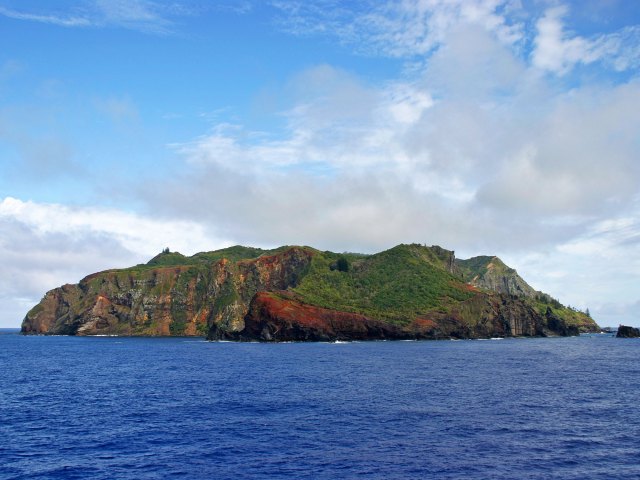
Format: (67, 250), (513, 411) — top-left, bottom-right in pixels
(586, 308), (591, 318)
(336, 256), (349, 272)
(162, 247), (170, 254)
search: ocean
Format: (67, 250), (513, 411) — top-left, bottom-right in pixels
(1, 331), (638, 479)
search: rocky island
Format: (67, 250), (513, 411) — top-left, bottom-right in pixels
(21, 244), (599, 341)
(616, 325), (640, 338)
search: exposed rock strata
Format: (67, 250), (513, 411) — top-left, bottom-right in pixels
(22, 247), (313, 336)
(213, 291), (554, 342)
(456, 256), (538, 298)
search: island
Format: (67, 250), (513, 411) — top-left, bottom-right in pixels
(21, 244), (599, 341)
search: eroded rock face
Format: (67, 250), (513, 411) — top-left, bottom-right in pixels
(545, 307), (580, 337)
(408, 294), (549, 339)
(211, 291), (410, 342)
(212, 291), (558, 342)
(457, 256), (538, 298)
(22, 247), (314, 336)
(21, 284), (83, 335)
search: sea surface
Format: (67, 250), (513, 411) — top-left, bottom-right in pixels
(1, 331), (639, 479)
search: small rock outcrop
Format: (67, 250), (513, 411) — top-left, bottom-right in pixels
(616, 325), (640, 338)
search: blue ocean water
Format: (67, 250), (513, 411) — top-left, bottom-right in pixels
(1, 332), (639, 479)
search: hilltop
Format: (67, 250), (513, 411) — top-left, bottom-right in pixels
(21, 244), (599, 340)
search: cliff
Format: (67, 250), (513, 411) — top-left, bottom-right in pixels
(22, 246), (313, 336)
(22, 243), (599, 340)
(456, 255), (537, 298)
(456, 255), (597, 333)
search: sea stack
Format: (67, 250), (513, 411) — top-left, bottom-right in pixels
(616, 325), (640, 338)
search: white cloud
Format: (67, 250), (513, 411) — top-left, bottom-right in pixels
(597, 300), (640, 328)
(92, 0), (173, 33)
(274, 1), (640, 76)
(532, 5), (640, 75)
(272, 0), (525, 57)
(0, 197), (224, 257)
(176, 65), (435, 175)
(160, 27), (640, 232)
(606, 26), (640, 72)
(386, 84), (434, 124)
(506, 199), (640, 326)
(0, 196), (232, 326)
(0, 0), (194, 34)
(0, 6), (92, 27)
(477, 80), (640, 215)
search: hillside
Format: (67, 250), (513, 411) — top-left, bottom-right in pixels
(456, 255), (595, 332)
(21, 244), (599, 340)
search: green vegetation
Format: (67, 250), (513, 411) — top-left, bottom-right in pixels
(169, 319), (187, 335)
(534, 292), (562, 309)
(530, 294), (594, 330)
(335, 256), (350, 272)
(147, 251), (191, 267)
(115, 245), (279, 273)
(293, 244), (474, 324)
(456, 256), (596, 331)
(191, 245), (269, 263)
(456, 255), (515, 281)
(27, 303), (44, 317)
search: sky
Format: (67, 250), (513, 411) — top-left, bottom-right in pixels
(1, 0), (639, 328)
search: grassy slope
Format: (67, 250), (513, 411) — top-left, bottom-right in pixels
(144, 245), (271, 268)
(292, 244), (474, 324)
(457, 256), (515, 280)
(530, 295), (597, 331)
(104, 246), (281, 277)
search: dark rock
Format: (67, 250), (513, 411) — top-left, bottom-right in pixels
(616, 325), (640, 338)
(545, 307), (580, 336)
(227, 291), (571, 342)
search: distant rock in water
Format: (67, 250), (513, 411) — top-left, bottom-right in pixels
(21, 243), (600, 340)
(616, 325), (640, 338)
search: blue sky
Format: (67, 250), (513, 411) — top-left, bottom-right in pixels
(1, 0), (639, 328)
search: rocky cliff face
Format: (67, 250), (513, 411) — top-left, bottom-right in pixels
(456, 256), (537, 298)
(455, 255), (597, 333)
(22, 244), (598, 340)
(212, 290), (569, 342)
(22, 247), (314, 336)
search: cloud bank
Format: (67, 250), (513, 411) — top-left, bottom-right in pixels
(0, 197), (229, 324)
